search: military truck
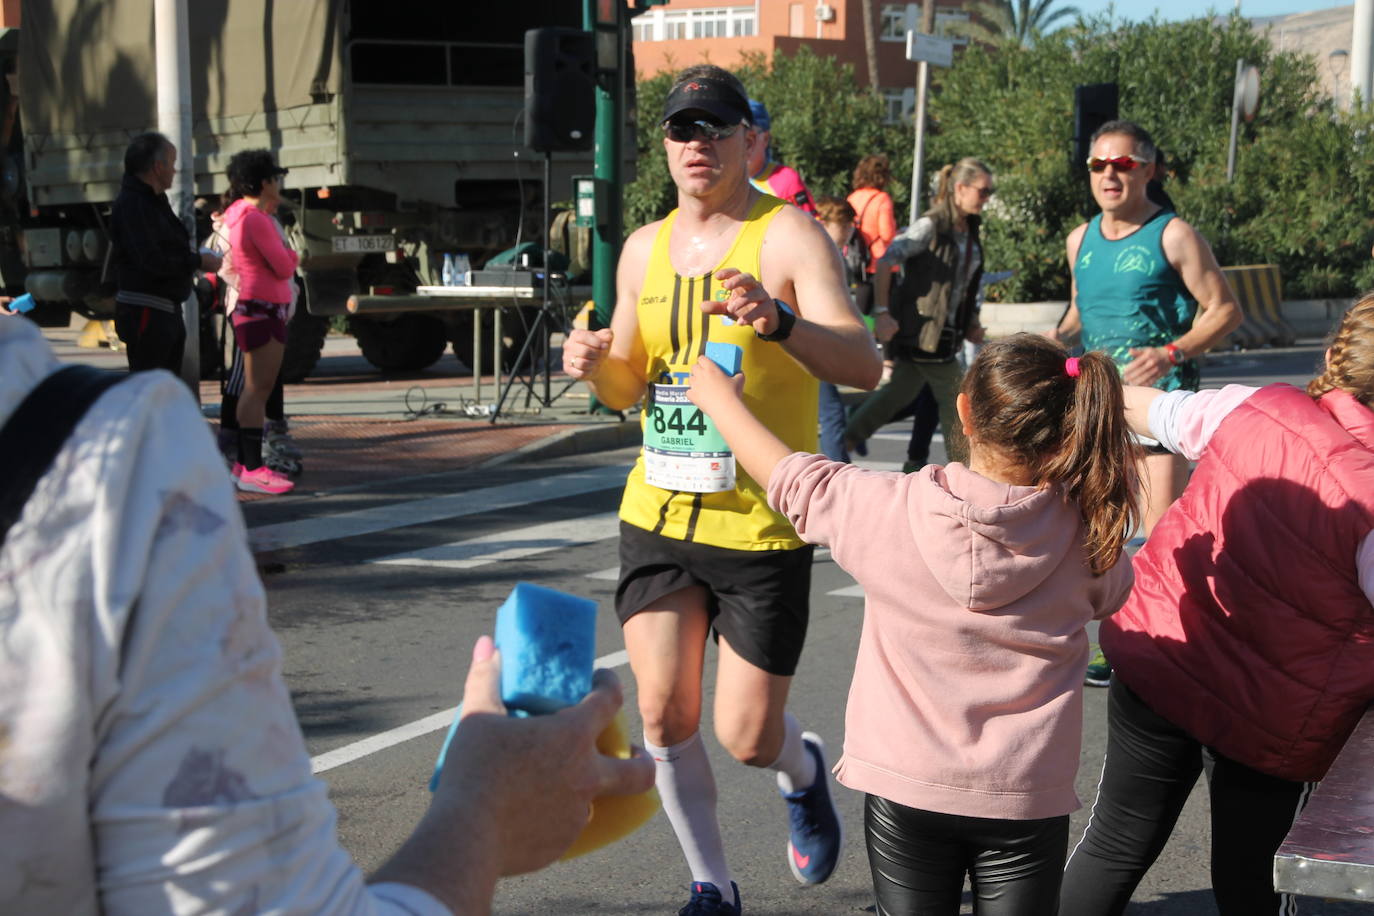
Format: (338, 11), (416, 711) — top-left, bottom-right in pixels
(13, 0), (627, 379)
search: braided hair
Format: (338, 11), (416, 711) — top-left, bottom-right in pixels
(1307, 292), (1374, 408)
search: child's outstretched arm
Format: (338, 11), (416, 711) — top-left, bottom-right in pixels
(1123, 385), (1164, 439)
(687, 356), (794, 490)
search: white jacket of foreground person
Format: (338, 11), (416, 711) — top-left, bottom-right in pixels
(0, 322), (445, 913)
(0, 316), (654, 915)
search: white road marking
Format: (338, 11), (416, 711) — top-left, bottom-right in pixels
(371, 513), (620, 569)
(249, 464), (630, 553)
(310, 648), (633, 774)
(871, 431), (945, 442)
(827, 583), (865, 598)
(300, 463), (891, 774)
(851, 460), (904, 472)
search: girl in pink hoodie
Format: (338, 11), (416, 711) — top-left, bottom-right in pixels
(688, 333), (1138, 915)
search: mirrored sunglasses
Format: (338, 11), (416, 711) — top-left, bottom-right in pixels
(1086, 155), (1149, 173)
(662, 118), (741, 143)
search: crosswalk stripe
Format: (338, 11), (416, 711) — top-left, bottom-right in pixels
(870, 431), (944, 443)
(372, 513), (620, 569)
(249, 464), (630, 553)
(852, 460), (904, 472)
(827, 583), (865, 598)
(310, 648), (633, 775)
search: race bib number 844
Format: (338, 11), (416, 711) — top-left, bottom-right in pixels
(643, 383), (735, 493)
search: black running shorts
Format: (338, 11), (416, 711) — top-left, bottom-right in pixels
(615, 520), (814, 677)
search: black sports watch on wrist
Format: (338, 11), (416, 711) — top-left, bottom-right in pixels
(757, 299), (796, 342)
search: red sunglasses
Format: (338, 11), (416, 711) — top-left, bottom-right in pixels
(1086, 155), (1150, 173)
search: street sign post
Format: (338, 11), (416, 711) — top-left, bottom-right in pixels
(906, 25), (955, 221)
(1227, 60), (1261, 182)
(906, 31), (954, 68)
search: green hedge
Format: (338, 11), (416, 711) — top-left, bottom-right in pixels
(628, 16), (1374, 301)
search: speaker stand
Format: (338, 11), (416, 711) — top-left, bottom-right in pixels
(490, 150), (577, 421)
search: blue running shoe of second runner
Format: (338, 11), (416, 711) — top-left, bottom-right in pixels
(678, 880), (740, 916)
(779, 732), (842, 884)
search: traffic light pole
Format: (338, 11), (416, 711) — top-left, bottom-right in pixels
(584, 1), (626, 333)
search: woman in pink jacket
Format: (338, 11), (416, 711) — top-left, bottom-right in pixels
(221, 149), (299, 495)
(1060, 293), (1374, 915)
(689, 334), (1138, 915)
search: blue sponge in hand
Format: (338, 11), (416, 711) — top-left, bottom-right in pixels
(704, 341), (742, 376)
(495, 582), (598, 714)
(430, 583), (599, 791)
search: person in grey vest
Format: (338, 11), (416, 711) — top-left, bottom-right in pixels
(845, 157), (995, 467)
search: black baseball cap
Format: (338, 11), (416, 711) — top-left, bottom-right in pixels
(661, 76), (752, 126)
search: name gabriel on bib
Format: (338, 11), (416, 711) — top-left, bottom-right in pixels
(644, 372), (734, 493)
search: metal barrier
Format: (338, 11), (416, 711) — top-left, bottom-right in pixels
(1274, 706), (1374, 904)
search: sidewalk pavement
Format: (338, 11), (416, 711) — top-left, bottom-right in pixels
(43, 326), (641, 501)
(42, 320), (1326, 503)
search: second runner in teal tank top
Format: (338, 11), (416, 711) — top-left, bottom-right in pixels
(1073, 208), (1199, 391)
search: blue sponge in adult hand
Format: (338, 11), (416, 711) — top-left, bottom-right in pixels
(430, 583), (599, 791)
(495, 582), (598, 715)
(704, 341), (742, 376)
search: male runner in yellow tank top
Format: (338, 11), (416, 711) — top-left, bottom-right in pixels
(563, 65), (880, 915)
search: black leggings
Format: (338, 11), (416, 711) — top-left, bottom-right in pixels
(1059, 678), (1312, 915)
(865, 794), (1069, 915)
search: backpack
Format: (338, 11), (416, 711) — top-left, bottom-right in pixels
(0, 365), (124, 551)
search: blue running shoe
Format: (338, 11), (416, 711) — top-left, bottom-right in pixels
(780, 732), (843, 884)
(678, 881), (741, 916)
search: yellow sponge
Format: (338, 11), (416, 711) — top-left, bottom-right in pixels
(559, 709), (660, 860)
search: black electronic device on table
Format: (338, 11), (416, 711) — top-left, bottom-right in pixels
(469, 268), (566, 289)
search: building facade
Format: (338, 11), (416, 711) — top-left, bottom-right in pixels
(1250, 5), (1356, 106)
(630, 0), (971, 121)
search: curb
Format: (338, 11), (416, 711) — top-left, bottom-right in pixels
(477, 419), (643, 469)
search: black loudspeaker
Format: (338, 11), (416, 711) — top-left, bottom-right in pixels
(1072, 82), (1119, 169)
(524, 28), (596, 153)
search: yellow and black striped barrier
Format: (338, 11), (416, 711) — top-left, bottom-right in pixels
(1220, 265), (1296, 348)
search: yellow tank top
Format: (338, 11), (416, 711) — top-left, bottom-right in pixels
(618, 194), (818, 551)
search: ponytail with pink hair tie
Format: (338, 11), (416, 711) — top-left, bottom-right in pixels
(1065, 357), (1081, 378)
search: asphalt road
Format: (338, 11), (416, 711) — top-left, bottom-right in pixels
(246, 343), (1367, 915)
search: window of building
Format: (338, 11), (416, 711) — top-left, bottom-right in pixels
(662, 11), (687, 40)
(880, 4), (911, 40)
(881, 87), (915, 123)
(630, 6), (757, 42)
(935, 7), (970, 46)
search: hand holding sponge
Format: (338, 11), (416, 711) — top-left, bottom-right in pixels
(431, 583), (659, 860)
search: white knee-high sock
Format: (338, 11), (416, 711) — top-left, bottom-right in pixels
(645, 731), (733, 891)
(769, 711), (818, 793)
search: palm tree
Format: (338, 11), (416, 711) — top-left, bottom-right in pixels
(952, 0), (1080, 46)
(861, 0), (881, 95)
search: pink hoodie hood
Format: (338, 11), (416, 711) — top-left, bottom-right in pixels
(910, 462), (1090, 610)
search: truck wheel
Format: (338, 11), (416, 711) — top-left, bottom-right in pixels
(352, 314), (448, 372)
(449, 306), (537, 375)
(281, 309), (330, 382)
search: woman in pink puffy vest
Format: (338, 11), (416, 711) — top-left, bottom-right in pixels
(1060, 293), (1374, 915)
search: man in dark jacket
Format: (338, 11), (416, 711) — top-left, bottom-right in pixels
(109, 132), (220, 375)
